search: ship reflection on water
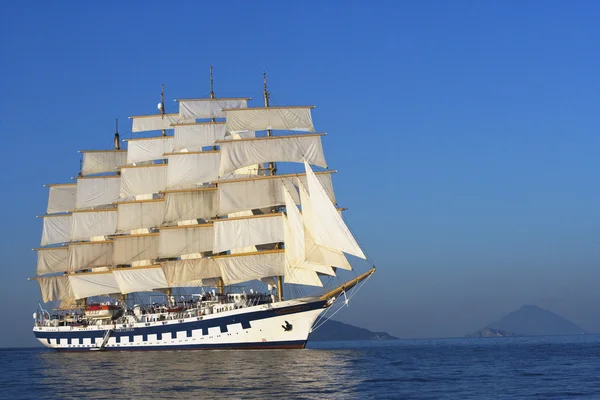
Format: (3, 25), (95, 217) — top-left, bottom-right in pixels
(36, 348), (359, 398)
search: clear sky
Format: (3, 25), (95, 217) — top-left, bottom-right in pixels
(1, 1), (599, 347)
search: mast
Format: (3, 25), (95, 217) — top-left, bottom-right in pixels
(210, 65), (224, 295)
(263, 72), (283, 301)
(159, 83), (166, 137)
(114, 119), (120, 150)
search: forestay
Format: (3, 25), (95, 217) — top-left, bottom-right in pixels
(112, 234), (159, 264)
(166, 151), (220, 190)
(161, 258), (221, 286)
(46, 184), (76, 214)
(81, 150), (127, 175)
(173, 122), (227, 151)
(131, 114), (180, 132)
(70, 209), (117, 240)
(37, 276), (73, 302)
(213, 214), (284, 253)
(113, 267), (168, 294)
(126, 137), (174, 164)
(163, 189), (217, 224)
(217, 172), (336, 216)
(69, 273), (120, 299)
(120, 165), (167, 198)
(41, 214), (72, 246)
(68, 241), (113, 271)
(36, 247), (68, 276)
(304, 161), (365, 259)
(158, 225), (213, 258)
(224, 107), (315, 133)
(76, 176), (121, 209)
(299, 181), (351, 270)
(218, 134), (327, 176)
(178, 98), (248, 120)
(116, 199), (165, 232)
(216, 251), (285, 286)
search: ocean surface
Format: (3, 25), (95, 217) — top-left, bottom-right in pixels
(2, 335), (600, 399)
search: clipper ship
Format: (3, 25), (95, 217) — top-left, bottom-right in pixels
(31, 69), (375, 351)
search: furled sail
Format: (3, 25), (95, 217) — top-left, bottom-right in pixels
(213, 213), (284, 253)
(304, 161), (366, 259)
(112, 234), (159, 265)
(69, 272), (120, 299)
(224, 106), (315, 133)
(177, 98), (248, 120)
(113, 267), (168, 294)
(37, 275), (73, 302)
(173, 122), (226, 151)
(80, 150), (127, 176)
(126, 137), (174, 164)
(36, 247), (68, 276)
(130, 113), (180, 132)
(45, 184), (76, 214)
(163, 188), (217, 224)
(161, 258), (221, 286)
(216, 171), (336, 216)
(216, 250), (285, 286)
(75, 176), (121, 209)
(70, 209), (117, 240)
(298, 181), (351, 270)
(158, 224), (214, 258)
(120, 165), (167, 198)
(166, 151), (220, 190)
(68, 241), (113, 271)
(218, 134), (327, 176)
(116, 199), (165, 232)
(40, 214), (72, 246)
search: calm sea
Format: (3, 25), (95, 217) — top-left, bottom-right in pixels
(1, 335), (600, 399)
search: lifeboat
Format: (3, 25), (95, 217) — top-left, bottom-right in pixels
(84, 304), (122, 320)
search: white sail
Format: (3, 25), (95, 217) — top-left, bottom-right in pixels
(80, 150), (127, 175)
(116, 199), (165, 232)
(113, 267), (168, 294)
(178, 98), (248, 120)
(76, 176), (121, 209)
(46, 184), (76, 214)
(120, 165), (167, 198)
(70, 209), (117, 240)
(173, 122), (227, 151)
(166, 151), (220, 190)
(299, 181), (351, 270)
(224, 106), (315, 133)
(163, 188), (217, 224)
(69, 272), (120, 299)
(37, 276), (73, 303)
(126, 137), (174, 164)
(130, 113), (180, 132)
(217, 172), (336, 216)
(282, 188), (334, 277)
(36, 247), (68, 276)
(213, 214), (284, 253)
(158, 224), (214, 258)
(112, 234), (159, 265)
(41, 214), (72, 246)
(304, 161), (365, 259)
(161, 258), (221, 286)
(216, 251), (285, 286)
(218, 134), (327, 176)
(68, 241), (113, 271)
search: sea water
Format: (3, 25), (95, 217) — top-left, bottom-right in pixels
(1, 335), (600, 399)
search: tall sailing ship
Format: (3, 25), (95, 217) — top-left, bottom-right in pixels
(31, 69), (375, 351)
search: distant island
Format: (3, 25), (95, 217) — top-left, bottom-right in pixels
(466, 305), (586, 337)
(308, 320), (398, 341)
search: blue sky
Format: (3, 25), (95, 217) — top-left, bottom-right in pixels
(1, 1), (599, 346)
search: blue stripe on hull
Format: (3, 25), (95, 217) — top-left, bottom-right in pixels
(53, 340), (307, 352)
(34, 300), (326, 343)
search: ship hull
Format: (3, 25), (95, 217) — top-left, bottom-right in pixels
(34, 298), (327, 351)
